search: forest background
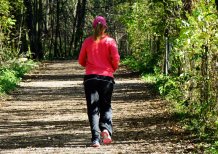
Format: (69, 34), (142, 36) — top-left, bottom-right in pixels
(0, 0), (218, 152)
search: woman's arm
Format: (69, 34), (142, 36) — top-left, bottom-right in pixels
(110, 39), (120, 71)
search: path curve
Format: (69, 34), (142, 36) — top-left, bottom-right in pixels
(0, 61), (194, 154)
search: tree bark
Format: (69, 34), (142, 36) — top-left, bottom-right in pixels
(24, 0), (43, 60)
(37, 0), (43, 59)
(24, 0), (34, 58)
(54, 0), (60, 58)
(73, 0), (87, 57)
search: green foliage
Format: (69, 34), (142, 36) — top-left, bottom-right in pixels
(206, 141), (218, 154)
(171, 0), (218, 136)
(0, 0), (22, 66)
(0, 0), (16, 36)
(0, 69), (20, 93)
(151, 1), (218, 147)
(121, 0), (218, 149)
(11, 58), (36, 78)
(141, 74), (156, 84)
(0, 58), (37, 94)
(116, 0), (182, 73)
(122, 56), (146, 72)
(117, 1), (162, 72)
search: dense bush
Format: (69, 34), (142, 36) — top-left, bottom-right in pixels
(162, 1), (218, 138)
(0, 58), (36, 94)
(0, 69), (19, 93)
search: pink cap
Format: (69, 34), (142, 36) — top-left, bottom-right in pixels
(92, 16), (107, 28)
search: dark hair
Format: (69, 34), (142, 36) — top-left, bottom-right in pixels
(93, 23), (105, 40)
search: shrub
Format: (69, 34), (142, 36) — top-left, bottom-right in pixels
(0, 69), (20, 93)
(0, 58), (37, 94)
(11, 58), (36, 78)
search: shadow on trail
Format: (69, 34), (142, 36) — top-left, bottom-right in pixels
(0, 61), (192, 152)
(23, 74), (84, 81)
(8, 82), (157, 103)
(0, 120), (89, 149)
(8, 86), (84, 101)
(114, 82), (158, 102)
(22, 72), (140, 81)
(0, 116), (184, 150)
(113, 115), (183, 143)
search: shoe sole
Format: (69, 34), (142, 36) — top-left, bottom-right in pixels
(101, 131), (112, 145)
(92, 144), (100, 148)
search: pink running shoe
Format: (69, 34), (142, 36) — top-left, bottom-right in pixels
(101, 130), (112, 145)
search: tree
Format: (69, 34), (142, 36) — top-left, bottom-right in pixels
(73, 0), (87, 56)
(23, 0), (43, 59)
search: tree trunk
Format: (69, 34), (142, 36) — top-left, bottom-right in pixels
(24, 0), (34, 58)
(69, 1), (78, 57)
(73, 0), (87, 57)
(19, 5), (29, 55)
(49, 0), (54, 59)
(54, 0), (60, 58)
(24, 0), (43, 60)
(37, 0), (43, 59)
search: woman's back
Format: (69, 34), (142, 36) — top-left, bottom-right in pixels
(79, 35), (119, 77)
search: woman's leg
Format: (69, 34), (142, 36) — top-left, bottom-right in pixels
(84, 79), (101, 142)
(98, 80), (114, 136)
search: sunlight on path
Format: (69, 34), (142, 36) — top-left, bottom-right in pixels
(0, 61), (194, 154)
(20, 81), (83, 88)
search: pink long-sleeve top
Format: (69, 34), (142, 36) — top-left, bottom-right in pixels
(78, 35), (120, 78)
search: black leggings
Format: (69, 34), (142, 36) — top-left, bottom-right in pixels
(84, 75), (114, 142)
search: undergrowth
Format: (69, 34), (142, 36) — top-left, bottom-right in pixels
(0, 58), (37, 95)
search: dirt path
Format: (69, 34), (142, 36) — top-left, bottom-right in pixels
(0, 61), (195, 154)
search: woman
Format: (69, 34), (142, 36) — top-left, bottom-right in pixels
(78, 16), (120, 147)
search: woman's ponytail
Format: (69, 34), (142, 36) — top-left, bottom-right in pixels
(93, 22), (105, 40)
